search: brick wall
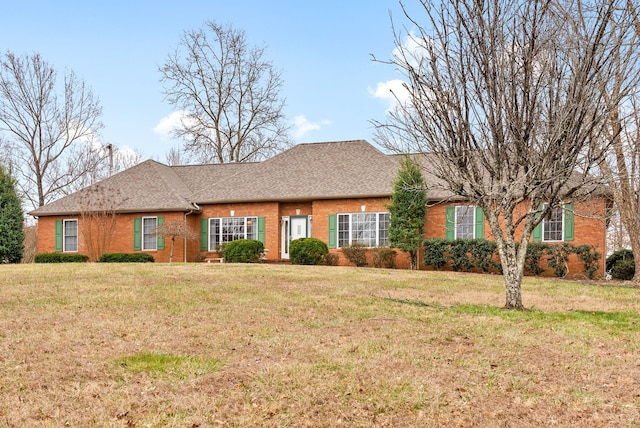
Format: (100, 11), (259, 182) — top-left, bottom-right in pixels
(199, 202), (280, 260)
(36, 212), (197, 263)
(425, 198), (608, 278)
(35, 196), (608, 276)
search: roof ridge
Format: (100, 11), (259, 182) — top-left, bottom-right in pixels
(148, 161), (196, 207)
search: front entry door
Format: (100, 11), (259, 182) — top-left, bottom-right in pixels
(281, 216), (309, 259)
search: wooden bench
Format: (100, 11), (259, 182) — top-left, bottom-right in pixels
(204, 257), (224, 264)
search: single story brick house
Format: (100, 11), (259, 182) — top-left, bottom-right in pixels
(29, 140), (609, 277)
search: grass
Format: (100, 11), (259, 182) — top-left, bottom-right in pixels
(1, 263), (639, 427)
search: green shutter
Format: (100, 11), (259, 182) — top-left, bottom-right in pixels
(257, 217), (265, 244)
(445, 206), (455, 240)
(156, 216), (164, 250)
(474, 206), (484, 239)
(55, 220), (63, 252)
(328, 214), (337, 249)
(532, 223), (542, 241)
(532, 204), (542, 242)
(200, 218), (208, 251)
(564, 203), (574, 241)
(133, 217), (141, 250)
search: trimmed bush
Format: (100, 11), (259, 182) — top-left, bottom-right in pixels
(341, 242), (368, 267)
(290, 238), (328, 265)
(223, 239), (264, 263)
(99, 253), (155, 263)
(607, 249), (635, 280)
(606, 249), (634, 272)
(612, 259), (635, 281)
(34, 253), (89, 263)
(422, 239), (601, 278)
(371, 248), (397, 268)
(423, 238), (449, 270)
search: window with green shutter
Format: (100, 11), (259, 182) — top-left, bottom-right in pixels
(257, 217), (266, 244)
(446, 205), (483, 239)
(156, 216), (164, 250)
(200, 218), (208, 251)
(55, 220), (63, 252)
(328, 214), (337, 249)
(133, 217), (141, 250)
(533, 203), (574, 242)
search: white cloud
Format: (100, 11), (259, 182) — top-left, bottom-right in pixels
(153, 110), (188, 138)
(292, 115), (331, 139)
(369, 79), (410, 112)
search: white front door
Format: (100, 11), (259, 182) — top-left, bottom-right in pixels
(281, 216), (309, 259)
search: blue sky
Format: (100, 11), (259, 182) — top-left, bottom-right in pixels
(1, 1), (413, 161)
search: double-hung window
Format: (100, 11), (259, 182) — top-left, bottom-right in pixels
(445, 205), (484, 240)
(142, 217), (158, 250)
(209, 216), (257, 251)
(455, 206), (475, 239)
(337, 212), (390, 248)
(63, 219), (78, 252)
(533, 203), (574, 242)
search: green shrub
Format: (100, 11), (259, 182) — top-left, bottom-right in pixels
(612, 258), (635, 281)
(34, 253), (89, 263)
(341, 242), (368, 267)
(289, 238), (328, 265)
(223, 239), (264, 263)
(423, 238), (449, 270)
(99, 253), (155, 263)
(606, 249), (634, 273)
(545, 243), (573, 278)
(523, 242), (548, 276)
(574, 245), (601, 280)
(371, 248), (397, 268)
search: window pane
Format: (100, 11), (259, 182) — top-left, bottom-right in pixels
(351, 213), (376, 247)
(455, 206), (474, 239)
(143, 217), (157, 250)
(543, 206), (563, 241)
(209, 218), (220, 251)
(246, 217), (257, 240)
(378, 213), (390, 247)
(64, 220), (77, 252)
(338, 214), (350, 247)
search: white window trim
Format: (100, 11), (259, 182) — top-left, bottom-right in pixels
(142, 216), (158, 251)
(337, 212), (390, 248)
(542, 204), (565, 242)
(63, 219), (78, 253)
(454, 206), (476, 240)
(208, 216), (258, 251)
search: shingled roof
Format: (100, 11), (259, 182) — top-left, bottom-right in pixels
(29, 140), (444, 217)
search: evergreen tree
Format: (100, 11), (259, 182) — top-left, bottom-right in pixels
(388, 156), (427, 269)
(0, 165), (24, 263)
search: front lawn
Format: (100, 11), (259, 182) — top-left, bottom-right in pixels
(1, 263), (638, 426)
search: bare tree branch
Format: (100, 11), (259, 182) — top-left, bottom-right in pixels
(159, 21), (291, 164)
(0, 52), (104, 209)
(373, 0), (637, 308)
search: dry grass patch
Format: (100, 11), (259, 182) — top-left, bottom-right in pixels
(0, 263), (639, 427)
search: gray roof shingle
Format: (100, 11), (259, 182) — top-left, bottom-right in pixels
(28, 140), (450, 216)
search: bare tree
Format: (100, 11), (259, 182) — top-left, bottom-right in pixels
(0, 52), (104, 209)
(159, 21), (291, 164)
(156, 219), (199, 263)
(600, 92), (640, 279)
(373, 0), (636, 308)
(79, 184), (127, 262)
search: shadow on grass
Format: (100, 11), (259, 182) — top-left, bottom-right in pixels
(379, 297), (639, 333)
